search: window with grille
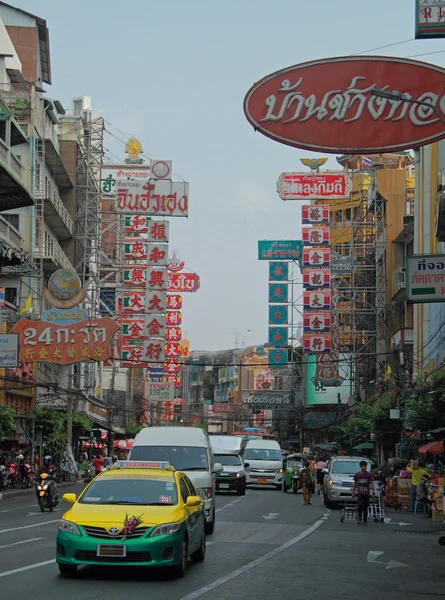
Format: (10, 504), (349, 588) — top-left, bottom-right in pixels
(5, 287), (17, 305)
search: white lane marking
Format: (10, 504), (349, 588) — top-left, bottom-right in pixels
(0, 519), (59, 535)
(27, 510), (59, 516)
(181, 519), (325, 600)
(0, 510), (12, 513)
(262, 513), (279, 520)
(0, 537), (46, 550)
(0, 559), (55, 578)
(367, 551), (407, 570)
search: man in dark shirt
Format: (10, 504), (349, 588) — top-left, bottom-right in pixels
(352, 461), (374, 525)
(372, 463), (386, 496)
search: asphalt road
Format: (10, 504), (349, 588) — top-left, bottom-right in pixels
(1, 485), (445, 599)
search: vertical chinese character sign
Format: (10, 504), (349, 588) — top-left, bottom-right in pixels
(267, 260), (289, 366)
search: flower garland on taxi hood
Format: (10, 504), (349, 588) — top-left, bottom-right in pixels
(122, 513), (144, 541)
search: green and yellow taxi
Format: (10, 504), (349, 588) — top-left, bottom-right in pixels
(56, 460), (206, 578)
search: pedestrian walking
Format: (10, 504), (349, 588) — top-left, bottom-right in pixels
(407, 460), (428, 512)
(371, 464), (387, 497)
(352, 460), (374, 525)
(416, 474), (433, 516)
(316, 458), (326, 495)
(301, 460), (315, 505)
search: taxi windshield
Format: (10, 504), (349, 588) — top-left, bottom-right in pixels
(79, 477), (178, 506)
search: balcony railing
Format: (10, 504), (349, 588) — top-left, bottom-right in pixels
(35, 180), (73, 238)
(0, 214), (26, 252)
(34, 234), (73, 270)
(0, 138), (24, 181)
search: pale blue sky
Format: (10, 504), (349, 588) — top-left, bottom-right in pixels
(13, 0), (445, 349)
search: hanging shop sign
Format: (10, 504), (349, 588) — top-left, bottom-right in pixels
(145, 364), (165, 382)
(268, 326), (288, 347)
(302, 205), (330, 225)
(165, 373), (181, 389)
(303, 333), (331, 353)
(269, 262), (289, 282)
(179, 339), (190, 358)
(306, 412), (337, 428)
(147, 268), (168, 291)
(166, 311), (182, 326)
(164, 359), (181, 374)
(146, 381), (174, 402)
(124, 217), (170, 240)
(165, 342), (182, 358)
(303, 269), (331, 289)
(268, 283), (288, 303)
(242, 390), (291, 407)
(0, 334), (18, 368)
(168, 272), (200, 293)
(145, 315), (166, 338)
(150, 160), (172, 179)
(118, 291), (167, 314)
(166, 326), (182, 341)
(304, 313), (331, 332)
(146, 244), (169, 266)
(258, 240), (302, 261)
(119, 317), (146, 340)
(316, 352), (347, 387)
(268, 348), (288, 366)
(302, 226), (330, 246)
(243, 56), (445, 154)
(269, 304), (288, 325)
(11, 317), (118, 366)
(123, 266), (148, 287)
(406, 253), (445, 303)
(166, 294), (183, 310)
(303, 248), (330, 268)
(121, 341), (149, 367)
(303, 290), (331, 310)
(277, 173), (352, 201)
(124, 239), (149, 260)
(415, 1), (445, 39)
(115, 180), (188, 216)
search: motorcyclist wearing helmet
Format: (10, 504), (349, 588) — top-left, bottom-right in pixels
(35, 455), (58, 505)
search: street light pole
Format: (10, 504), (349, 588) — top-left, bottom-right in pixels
(371, 89), (445, 129)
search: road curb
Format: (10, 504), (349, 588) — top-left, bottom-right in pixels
(0, 480), (85, 501)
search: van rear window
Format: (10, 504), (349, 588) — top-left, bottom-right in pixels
(130, 446), (208, 471)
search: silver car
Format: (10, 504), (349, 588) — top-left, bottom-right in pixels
(323, 456), (372, 508)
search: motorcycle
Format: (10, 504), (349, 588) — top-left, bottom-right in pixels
(6, 462), (18, 488)
(36, 471), (58, 512)
(20, 461), (33, 489)
(0, 465), (7, 491)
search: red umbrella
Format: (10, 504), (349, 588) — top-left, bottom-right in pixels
(418, 440), (444, 455)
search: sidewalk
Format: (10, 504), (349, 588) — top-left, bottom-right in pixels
(0, 479), (84, 501)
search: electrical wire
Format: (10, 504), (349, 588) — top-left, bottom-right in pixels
(352, 38), (415, 56)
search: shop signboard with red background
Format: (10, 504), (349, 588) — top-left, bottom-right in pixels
(302, 204), (330, 225)
(302, 226), (330, 246)
(244, 56), (445, 153)
(303, 333), (331, 353)
(303, 248), (330, 268)
(304, 313), (331, 332)
(304, 291), (331, 311)
(303, 269), (331, 289)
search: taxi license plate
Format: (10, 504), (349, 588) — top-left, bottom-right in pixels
(219, 483), (230, 489)
(97, 544), (127, 558)
(257, 478), (268, 484)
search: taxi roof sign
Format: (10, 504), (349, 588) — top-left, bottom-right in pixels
(115, 460), (171, 470)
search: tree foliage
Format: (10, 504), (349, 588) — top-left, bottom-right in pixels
(0, 406), (16, 442)
(125, 423), (144, 438)
(35, 408), (92, 439)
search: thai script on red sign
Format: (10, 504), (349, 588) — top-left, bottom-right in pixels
(277, 173), (352, 200)
(244, 56), (445, 154)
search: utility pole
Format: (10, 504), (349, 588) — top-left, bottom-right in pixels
(106, 364), (117, 454)
(66, 364), (74, 450)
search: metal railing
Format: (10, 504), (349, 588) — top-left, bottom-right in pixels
(34, 233), (73, 270)
(0, 214), (25, 251)
(35, 180), (73, 236)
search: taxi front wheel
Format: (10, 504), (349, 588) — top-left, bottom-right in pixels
(173, 536), (188, 578)
(191, 531), (206, 563)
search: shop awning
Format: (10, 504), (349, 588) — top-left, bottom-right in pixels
(418, 440), (444, 455)
(316, 442), (339, 450)
(353, 442), (375, 450)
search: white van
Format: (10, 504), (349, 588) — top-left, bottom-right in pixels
(244, 439), (283, 489)
(130, 427), (223, 534)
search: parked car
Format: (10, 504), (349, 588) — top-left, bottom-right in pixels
(323, 456), (372, 508)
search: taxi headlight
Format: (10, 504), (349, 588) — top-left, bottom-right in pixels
(150, 522), (181, 537)
(275, 468), (283, 474)
(58, 520), (81, 536)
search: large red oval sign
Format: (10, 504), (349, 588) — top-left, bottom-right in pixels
(243, 56), (445, 154)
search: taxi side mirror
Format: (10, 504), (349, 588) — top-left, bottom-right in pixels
(63, 493), (77, 505)
(186, 495), (202, 507)
(322, 468), (328, 474)
(244, 463), (250, 468)
(213, 463), (223, 474)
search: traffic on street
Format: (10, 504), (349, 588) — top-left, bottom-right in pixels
(0, 478), (444, 599)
